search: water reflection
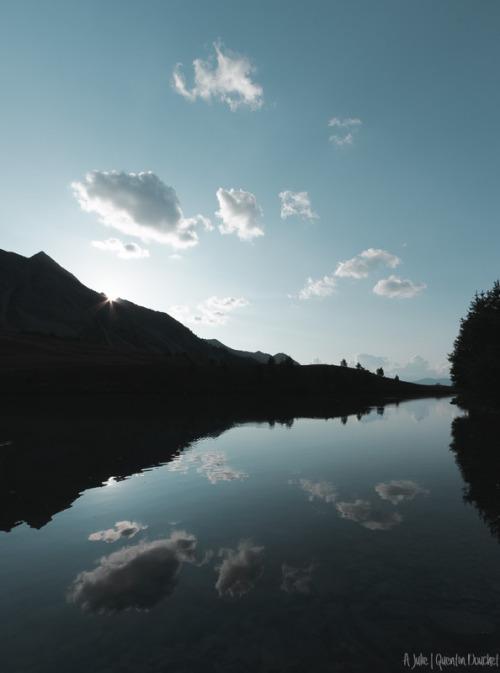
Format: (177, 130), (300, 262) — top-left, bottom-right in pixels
(68, 530), (197, 614)
(450, 408), (500, 542)
(298, 478), (338, 503)
(375, 479), (429, 504)
(281, 562), (315, 595)
(336, 499), (403, 530)
(215, 541), (264, 597)
(292, 475), (429, 531)
(169, 450), (249, 484)
(0, 392), (437, 532)
(88, 520), (148, 543)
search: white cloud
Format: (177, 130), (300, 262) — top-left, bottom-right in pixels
(215, 541), (264, 597)
(353, 353), (390, 371)
(68, 531), (197, 613)
(373, 275), (427, 298)
(375, 480), (429, 505)
(279, 190), (318, 221)
(330, 132), (355, 147)
(169, 295), (250, 326)
(299, 275), (336, 300)
(335, 248), (401, 279)
(328, 117), (362, 146)
(394, 355), (447, 380)
(91, 237), (149, 259)
(72, 170), (210, 249)
(348, 353), (450, 381)
(216, 188), (264, 241)
(328, 117), (362, 128)
(172, 44), (263, 111)
(88, 521), (148, 543)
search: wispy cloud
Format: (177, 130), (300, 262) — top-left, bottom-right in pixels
(216, 188), (264, 241)
(172, 43), (263, 111)
(328, 117), (362, 146)
(91, 237), (149, 259)
(279, 190), (318, 221)
(299, 275), (336, 300)
(372, 275), (427, 298)
(335, 248), (401, 278)
(72, 171), (210, 249)
(170, 295), (250, 326)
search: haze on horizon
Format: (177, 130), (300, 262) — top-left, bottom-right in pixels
(1, 0), (498, 380)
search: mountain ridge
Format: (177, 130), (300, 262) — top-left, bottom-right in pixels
(0, 249), (295, 364)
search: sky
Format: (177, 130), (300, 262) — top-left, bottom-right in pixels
(1, 0), (499, 379)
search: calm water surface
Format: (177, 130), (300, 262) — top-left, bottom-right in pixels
(1, 397), (500, 672)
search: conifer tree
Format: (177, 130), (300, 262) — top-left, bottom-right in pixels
(448, 280), (500, 402)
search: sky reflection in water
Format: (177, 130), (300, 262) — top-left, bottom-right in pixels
(1, 397), (500, 673)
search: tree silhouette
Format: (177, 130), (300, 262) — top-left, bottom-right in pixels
(448, 280), (500, 403)
(340, 358), (347, 367)
(376, 367), (384, 377)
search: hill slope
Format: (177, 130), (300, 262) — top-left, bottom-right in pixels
(0, 249), (244, 361)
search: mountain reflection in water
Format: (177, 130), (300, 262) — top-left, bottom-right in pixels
(0, 392), (405, 532)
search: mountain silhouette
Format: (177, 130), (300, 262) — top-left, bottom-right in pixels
(0, 249), (253, 361)
(205, 338), (299, 365)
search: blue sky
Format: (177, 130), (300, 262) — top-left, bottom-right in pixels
(1, 0), (499, 378)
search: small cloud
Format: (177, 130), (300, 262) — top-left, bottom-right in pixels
(72, 170), (210, 249)
(328, 117), (362, 129)
(172, 43), (263, 111)
(215, 542), (264, 597)
(88, 521), (148, 543)
(394, 355), (448, 381)
(375, 480), (429, 505)
(335, 248), (401, 279)
(279, 190), (318, 221)
(91, 238), (149, 259)
(328, 117), (362, 146)
(373, 275), (427, 298)
(68, 531), (197, 614)
(353, 353), (390, 371)
(299, 275), (336, 300)
(216, 188), (264, 241)
(170, 295), (250, 326)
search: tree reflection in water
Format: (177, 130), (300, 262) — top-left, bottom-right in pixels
(450, 408), (500, 542)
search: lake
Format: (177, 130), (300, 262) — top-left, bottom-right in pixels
(1, 394), (499, 672)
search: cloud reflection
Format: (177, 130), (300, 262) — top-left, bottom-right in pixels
(299, 479), (338, 503)
(68, 531), (196, 614)
(88, 521), (148, 543)
(215, 542), (264, 597)
(169, 451), (248, 484)
(375, 480), (429, 505)
(336, 499), (403, 530)
(281, 563), (315, 594)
